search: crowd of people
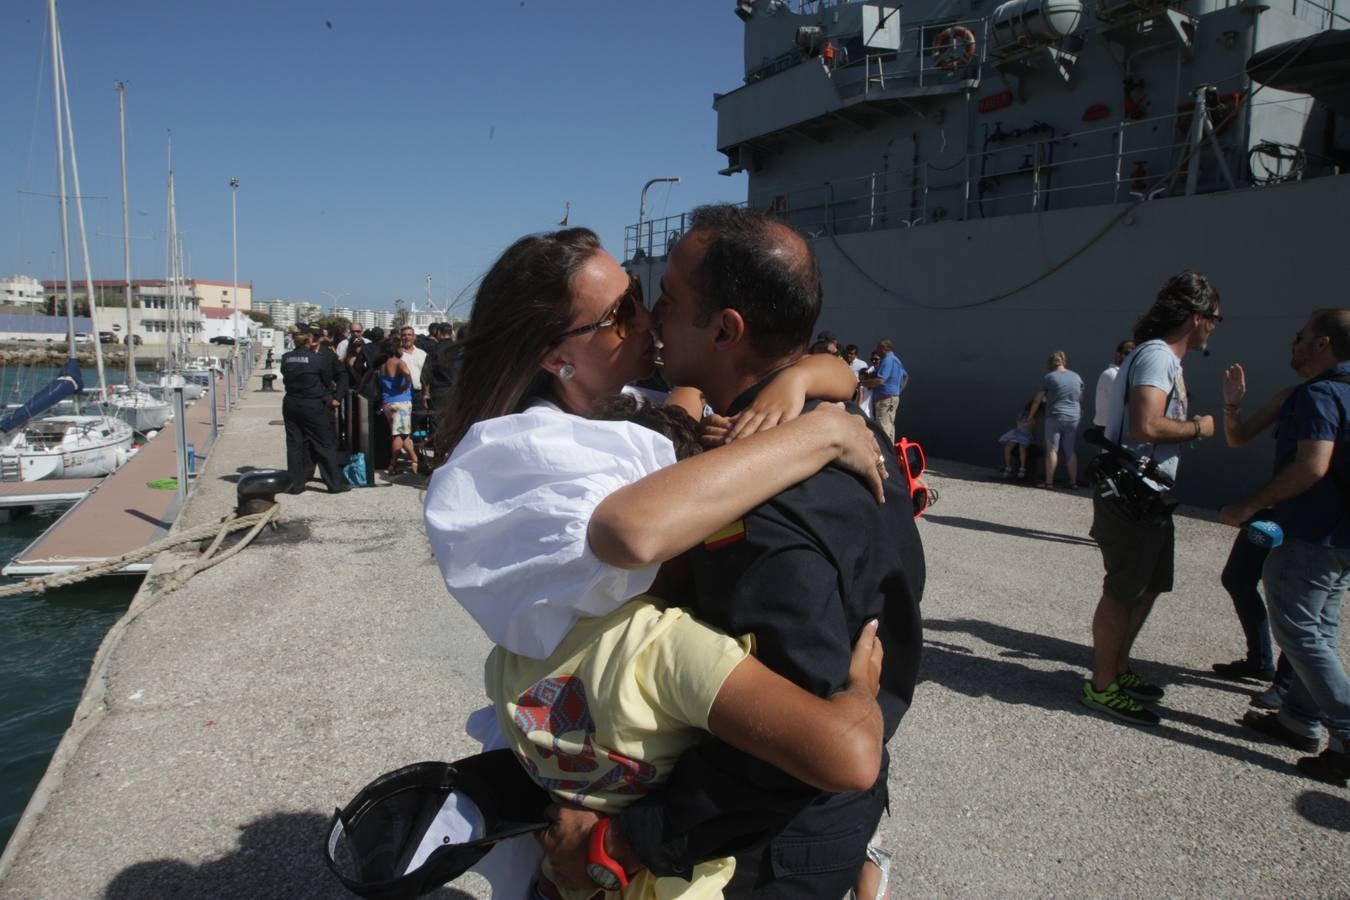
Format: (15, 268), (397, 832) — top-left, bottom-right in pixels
(278, 206), (1347, 898)
(1032, 274), (1350, 792)
(277, 320), (463, 492)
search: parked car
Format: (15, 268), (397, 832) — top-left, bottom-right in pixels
(98, 331), (117, 344)
(209, 336), (236, 346)
(73, 332), (92, 344)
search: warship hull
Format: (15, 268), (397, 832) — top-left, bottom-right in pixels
(632, 172), (1350, 507)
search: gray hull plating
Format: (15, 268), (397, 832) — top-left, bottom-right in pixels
(633, 172), (1350, 507)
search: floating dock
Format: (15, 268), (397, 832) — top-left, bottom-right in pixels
(1, 388), (227, 576)
(0, 479), (99, 510)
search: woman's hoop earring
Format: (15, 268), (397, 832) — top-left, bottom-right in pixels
(559, 364), (575, 381)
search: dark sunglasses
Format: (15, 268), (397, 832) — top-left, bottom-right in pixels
(556, 273), (643, 343)
(1203, 313), (1224, 323)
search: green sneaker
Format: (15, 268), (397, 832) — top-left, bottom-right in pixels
(1116, 670), (1165, 703)
(1081, 680), (1161, 726)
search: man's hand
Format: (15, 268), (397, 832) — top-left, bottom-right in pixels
(1223, 364), (1246, 407)
(536, 802), (601, 889)
(1218, 503), (1257, 528)
(1194, 414), (1215, 439)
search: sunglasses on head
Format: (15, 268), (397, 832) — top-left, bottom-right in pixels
(556, 274), (643, 343)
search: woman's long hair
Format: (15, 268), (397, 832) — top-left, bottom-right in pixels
(433, 227), (602, 460)
(1133, 271), (1220, 343)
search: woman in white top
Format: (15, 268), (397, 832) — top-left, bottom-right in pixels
(423, 228), (888, 897)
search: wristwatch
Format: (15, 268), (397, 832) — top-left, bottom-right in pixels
(586, 817), (630, 891)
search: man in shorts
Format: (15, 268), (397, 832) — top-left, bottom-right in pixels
(1083, 272), (1220, 726)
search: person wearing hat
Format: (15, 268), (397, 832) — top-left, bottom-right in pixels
(280, 330), (350, 494)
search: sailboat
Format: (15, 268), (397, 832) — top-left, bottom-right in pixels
(146, 134), (208, 404)
(103, 82), (171, 433)
(0, 0), (133, 482)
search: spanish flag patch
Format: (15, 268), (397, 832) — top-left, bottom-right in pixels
(704, 519), (746, 550)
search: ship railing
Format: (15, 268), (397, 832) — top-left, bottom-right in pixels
(1278, 0), (1350, 29)
(624, 206), (741, 262)
(621, 99), (1304, 255)
(851, 16), (989, 95)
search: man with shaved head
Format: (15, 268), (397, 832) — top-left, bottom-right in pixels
(539, 204), (925, 898)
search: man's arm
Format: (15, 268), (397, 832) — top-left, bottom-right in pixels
(1128, 384), (1214, 443)
(1222, 364), (1294, 448)
(1220, 438), (1333, 526)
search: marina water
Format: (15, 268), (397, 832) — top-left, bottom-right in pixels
(0, 514), (135, 853)
(0, 364), (151, 852)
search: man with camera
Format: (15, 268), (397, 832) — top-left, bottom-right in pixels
(1220, 309), (1350, 786)
(1082, 272), (1220, 726)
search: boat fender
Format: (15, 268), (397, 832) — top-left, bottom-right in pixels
(933, 25), (977, 71)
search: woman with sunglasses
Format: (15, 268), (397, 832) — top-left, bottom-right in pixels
(424, 228), (886, 897)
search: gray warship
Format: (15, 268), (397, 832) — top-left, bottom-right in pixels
(625, 0), (1350, 505)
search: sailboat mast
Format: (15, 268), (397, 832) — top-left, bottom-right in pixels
(118, 82), (136, 383)
(55, 23), (108, 399)
(46, 0), (76, 355)
(165, 133), (181, 373)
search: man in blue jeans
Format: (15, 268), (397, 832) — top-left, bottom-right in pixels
(862, 338), (908, 444)
(1221, 308), (1350, 786)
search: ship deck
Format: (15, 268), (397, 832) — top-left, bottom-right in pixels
(2, 387), (226, 576)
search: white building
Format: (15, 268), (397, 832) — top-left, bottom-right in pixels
(258, 300), (297, 330)
(202, 308), (258, 343)
(331, 306), (353, 321)
(0, 275), (44, 308)
(296, 301), (323, 323)
(371, 309), (396, 328)
(351, 309), (377, 328)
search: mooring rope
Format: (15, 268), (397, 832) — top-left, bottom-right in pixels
(0, 502), (281, 599)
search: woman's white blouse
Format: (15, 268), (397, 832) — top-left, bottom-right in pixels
(423, 402), (677, 659)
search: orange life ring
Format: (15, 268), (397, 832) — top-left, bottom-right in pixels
(932, 25), (977, 72)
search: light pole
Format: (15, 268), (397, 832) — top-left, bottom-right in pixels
(636, 176), (681, 259)
(320, 290), (350, 321)
(230, 177), (243, 398)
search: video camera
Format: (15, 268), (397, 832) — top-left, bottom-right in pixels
(1082, 426), (1177, 518)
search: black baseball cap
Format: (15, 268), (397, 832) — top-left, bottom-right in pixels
(324, 750), (550, 900)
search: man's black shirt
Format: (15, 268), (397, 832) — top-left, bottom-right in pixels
(616, 380), (925, 886)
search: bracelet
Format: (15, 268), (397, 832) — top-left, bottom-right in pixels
(1223, 404), (1241, 413)
(1193, 418), (1202, 439)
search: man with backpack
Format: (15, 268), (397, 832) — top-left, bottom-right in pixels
(1221, 309), (1350, 786)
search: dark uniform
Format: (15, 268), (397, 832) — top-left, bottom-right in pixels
(617, 385), (925, 899)
(281, 344), (348, 493)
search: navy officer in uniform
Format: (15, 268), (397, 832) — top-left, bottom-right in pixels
(280, 328), (349, 494)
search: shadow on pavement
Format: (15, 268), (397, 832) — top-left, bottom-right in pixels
(922, 618), (1301, 777)
(104, 811), (476, 900)
(921, 513), (1098, 547)
(1293, 790), (1350, 832)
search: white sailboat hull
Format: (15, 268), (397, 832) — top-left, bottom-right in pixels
(0, 415), (135, 482)
(106, 390), (172, 433)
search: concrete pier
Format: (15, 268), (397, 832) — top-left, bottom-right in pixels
(0, 382), (1345, 897)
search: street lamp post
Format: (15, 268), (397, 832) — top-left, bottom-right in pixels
(230, 176), (241, 396)
(636, 177), (681, 259)
(320, 290), (350, 319)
